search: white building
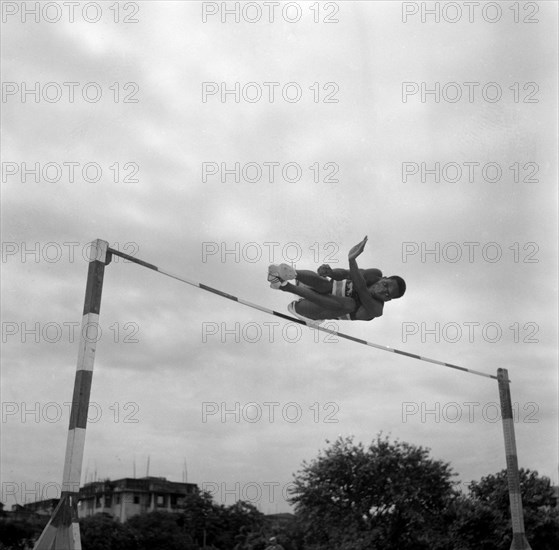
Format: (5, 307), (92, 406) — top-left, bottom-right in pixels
(78, 476), (198, 522)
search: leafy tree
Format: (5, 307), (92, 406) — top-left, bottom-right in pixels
(443, 495), (503, 550)
(262, 514), (303, 550)
(80, 512), (137, 550)
(176, 489), (266, 549)
(178, 490), (220, 547)
(452, 468), (559, 550)
(289, 434), (458, 550)
(219, 500), (265, 549)
(126, 510), (195, 550)
(0, 518), (37, 550)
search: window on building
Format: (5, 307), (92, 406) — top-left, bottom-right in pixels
(156, 495), (165, 507)
(133, 496), (140, 505)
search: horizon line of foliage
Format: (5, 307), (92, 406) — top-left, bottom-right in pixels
(1, 434), (557, 550)
(288, 434), (558, 550)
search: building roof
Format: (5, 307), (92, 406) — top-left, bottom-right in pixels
(80, 477), (197, 497)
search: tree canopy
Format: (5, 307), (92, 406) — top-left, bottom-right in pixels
(289, 434), (458, 550)
(450, 468), (559, 550)
(288, 434), (559, 550)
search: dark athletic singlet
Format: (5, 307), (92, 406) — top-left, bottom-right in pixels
(345, 277), (384, 320)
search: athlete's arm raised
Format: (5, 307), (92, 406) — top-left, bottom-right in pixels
(347, 237), (383, 318)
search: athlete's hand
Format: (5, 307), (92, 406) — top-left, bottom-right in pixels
(348, 236), (368, 261)
(317, 264), (333, 277)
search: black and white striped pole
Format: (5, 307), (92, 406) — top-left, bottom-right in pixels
(497, 368), (532, 550)
(34, 240), (110, 550)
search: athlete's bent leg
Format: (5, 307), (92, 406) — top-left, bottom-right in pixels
(293, 299), (348, 320)
(280, 282), (354, 313)
(294, 270), (333, 293)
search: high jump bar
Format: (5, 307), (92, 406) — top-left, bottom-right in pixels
(107, 247), (498, 381)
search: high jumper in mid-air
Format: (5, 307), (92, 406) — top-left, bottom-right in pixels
(268, 236), (406, 324)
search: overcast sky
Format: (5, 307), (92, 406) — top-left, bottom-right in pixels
(1, 1), (558, 515)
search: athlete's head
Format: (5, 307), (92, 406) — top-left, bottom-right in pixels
(387, 275), (406, 299)
(370, 276), (406, 301)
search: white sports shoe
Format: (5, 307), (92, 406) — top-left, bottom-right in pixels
(268, 263), (297, 281)
(267, 273), (285, 289)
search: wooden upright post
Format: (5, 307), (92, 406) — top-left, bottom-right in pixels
(497, 368), (532, 550)
(34, 240), (110, 550)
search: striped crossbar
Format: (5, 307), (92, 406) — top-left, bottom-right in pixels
(107, 247), (497, 381)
